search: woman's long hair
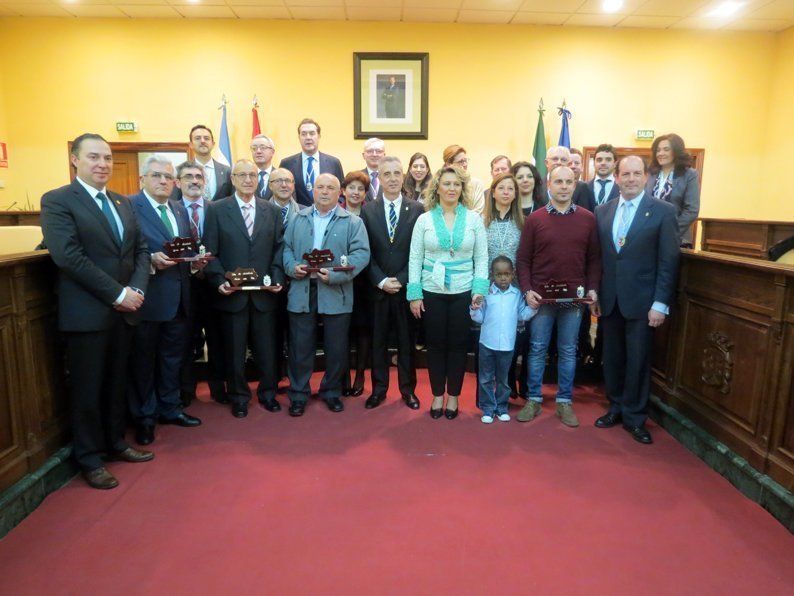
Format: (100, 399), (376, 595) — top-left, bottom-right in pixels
(402, 152), (432, 200)
(422, 165), (472, 211)
(649, 133), (692, 176)
(483, 173), (523, 230)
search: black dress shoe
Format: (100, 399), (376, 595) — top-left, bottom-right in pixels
(213, 393), (230, 405)
(259, 398), (282, 412)
(135, 425), (155, 446)
(402, 394), (421, 410)
(180, 390), (195, 407)
(231, 403), (248, 418)
(326, 397), (344, 413)
(623, 424), (653, 444)
(349, 386), (365, 397)
(365, 394), (386, 409)
(160, 413), (202, 427)
(429, 408), (443, 419)
(289, 402), (305, 417)
(342, 387), (353, 397)
(444, 407), (459, 420)
(594, 412), (622, 429)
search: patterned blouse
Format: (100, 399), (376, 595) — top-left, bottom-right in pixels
(485, 214), (522, 269)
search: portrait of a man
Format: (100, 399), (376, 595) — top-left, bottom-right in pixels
(377, 74), (405, 119)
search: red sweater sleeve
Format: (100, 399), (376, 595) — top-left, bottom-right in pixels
(516, 214), (534, 295)
(585, 215), (601, 293)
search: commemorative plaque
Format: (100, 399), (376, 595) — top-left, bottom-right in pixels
(163, 237), (215, 263)
(538, 280), (591, 304)
(302, 249), (355, 273)
(224, 267), (281, 292)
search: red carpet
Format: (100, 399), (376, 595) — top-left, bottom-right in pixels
(1, 372), (792, 595)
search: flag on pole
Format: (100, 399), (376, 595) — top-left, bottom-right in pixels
(532, 99), (547, 180)
(558, 101), (571, 148)
(252, 95), (261, 138)
(217, 95), (232, 167)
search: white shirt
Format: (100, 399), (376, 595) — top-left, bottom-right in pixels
(75, 176), (129, 305)
(593, 175), (615, 206)
(235, 193), (256, 224)
(378, 194), (403, 289)
(144, 190), (178, 237)
(197, 157), (216, 199)
(257, 165), (272, 196)
(301, 151), (319, 189)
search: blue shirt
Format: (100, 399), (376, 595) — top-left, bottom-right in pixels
(611, 191), (669, 315)
(182, 196), (206, 239)
(470, 283), (535, 351)
(312, 206), (335, 250)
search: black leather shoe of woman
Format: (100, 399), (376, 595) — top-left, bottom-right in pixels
(444, 407), (458, 420)
(429, 407), (443, 419)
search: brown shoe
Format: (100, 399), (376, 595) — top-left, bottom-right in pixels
(111, 447), (155, 463)
(517, 400), (542, 422)
(83, 467), (119, 490)
(556, 403), (580, 427)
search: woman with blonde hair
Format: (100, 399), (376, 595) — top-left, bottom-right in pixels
(442, 144), (485, 214)
(407, 166), (489, 419)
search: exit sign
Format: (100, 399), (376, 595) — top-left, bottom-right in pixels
(116, 121), (138, 133)
(636, 129), (655, 140)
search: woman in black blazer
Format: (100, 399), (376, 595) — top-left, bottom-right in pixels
(646, 133), (700, 248)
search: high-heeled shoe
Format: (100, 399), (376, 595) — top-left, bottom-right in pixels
(444, 407), (458, 420)
(350, 385), (364, 397)
(430, 407), (443, 419)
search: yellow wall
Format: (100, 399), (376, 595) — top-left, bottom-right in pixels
(765, 26), (794, 212)
(0, 17), (790, 220)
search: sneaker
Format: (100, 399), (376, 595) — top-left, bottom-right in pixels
(497, 413), (511, 422)
(556, 402), (580, 427)
(481, 415), (494, 424)
(517, 400), (542, 422)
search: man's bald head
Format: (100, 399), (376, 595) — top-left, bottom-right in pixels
(313, 173), (341, 213)
(269, 167), (295, 203)
(616, 156), (648, 200)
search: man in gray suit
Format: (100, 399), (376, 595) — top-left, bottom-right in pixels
(282, 173), (370, 416)
(41, 133), (154, 490)
(593, 156), (680, 444)
(279, 118), (344, 207)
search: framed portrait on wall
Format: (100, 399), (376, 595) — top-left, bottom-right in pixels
(353, 52), (429, 140)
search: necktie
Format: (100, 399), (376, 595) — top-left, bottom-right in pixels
(597, 179), (608, 205)
(615, 201), (634, 251)
(256, 170), (267, 198)
(157, 204), (175, 238)
(306, 156), (315, 191)
(96, 192), (121, 245)
(281, 205), (288, 230)
(388, 201), (397, 243)
(189, 203), (201, 242)
(203, 165), (212, 201)
(242, 203), (254, 238)
(371, 171), (379, 195)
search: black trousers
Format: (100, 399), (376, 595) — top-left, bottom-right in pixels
(601, 306), (654, 427)
(508, 323), (529, 397)
(287, 282), (351, 403)
(181, 278), (226, 399)
(129, 317), (189, 426)
(371, 292), (417, 397)
(221, 303), (277, 406)
(65, 317), (133, 472)
(423, 291), (470, 396)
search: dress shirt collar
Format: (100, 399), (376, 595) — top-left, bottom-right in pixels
(313, 205), (335, 219)
(183, 196), (205, 209)
(596, 175), (615, 184)
(618, 190), (645, 208)
(235, 194), (256, 209)
(75, 176), (106, 199)
(143, 190), (170, 212)
(546, 201), (577, 215)
(489, 283), (519, 296)
(383, 193), (402, 209)
(302, 151), (319, 162)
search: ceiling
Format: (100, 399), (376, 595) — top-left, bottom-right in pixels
(0, 0), (791, 31)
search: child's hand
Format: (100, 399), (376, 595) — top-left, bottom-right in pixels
(471, 294), (483, 309)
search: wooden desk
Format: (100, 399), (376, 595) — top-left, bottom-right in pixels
(0, 252), (67, 492)
(652, 250), (794, 490)
(699, 218), (794, 259)
(0, 212), (41, 227)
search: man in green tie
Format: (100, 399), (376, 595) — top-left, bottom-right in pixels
(128, 156), (205, 447)
(41, 133), (153, 490)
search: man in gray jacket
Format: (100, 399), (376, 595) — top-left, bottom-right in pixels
(283, 173), (370, 416)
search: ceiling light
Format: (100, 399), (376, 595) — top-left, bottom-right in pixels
(602, 0), (624, 12)
(705, 1), (744, 18)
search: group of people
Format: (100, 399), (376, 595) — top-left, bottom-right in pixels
(40, 118), (699, 489)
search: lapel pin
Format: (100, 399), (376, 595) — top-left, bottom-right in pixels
(645, 211), (650, 217)
(116, 200), (121, 205)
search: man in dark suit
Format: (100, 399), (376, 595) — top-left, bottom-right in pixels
(251, 134), (276, 201)
(41, 133), (154, 490)
(361, 137), (385, 203)
(279, 118), (344, 207)
(202, 159), (285, 418)
(172, 125), (233, 203)
(128, 156), (203, 446)
(175, 161), (228, 406)
(593, 155), (680, 444)
(360, 156), (423, 410)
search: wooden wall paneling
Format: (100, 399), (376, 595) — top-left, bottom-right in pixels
(699, 219), (794, 259)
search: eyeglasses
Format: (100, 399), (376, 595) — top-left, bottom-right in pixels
(271, 178), (294, 185)
(251, 145), (274, 151)
(179, 173), (205, 181)
(233, 173), (258, 179)
(453, 158), (469, 166)
(148, 172), (175, 181)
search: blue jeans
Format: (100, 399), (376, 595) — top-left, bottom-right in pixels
(478, 344), (514, 416)
(527, 304), (583, 404)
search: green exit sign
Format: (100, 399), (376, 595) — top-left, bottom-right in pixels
(116, 121), (138, 133)
(636, 129), (655, 140)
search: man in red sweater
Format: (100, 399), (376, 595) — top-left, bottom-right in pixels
(516, 165), (601, 427)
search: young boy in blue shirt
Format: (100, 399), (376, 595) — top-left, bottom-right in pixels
(471, 256), (536, 423)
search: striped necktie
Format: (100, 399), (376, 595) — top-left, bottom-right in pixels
(388, 201), (397, 243)
(242, 203), (254, 238)
(189, 203), (201, 242)
(597, 179), (607, 205)
(281, 205), (288, 230)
